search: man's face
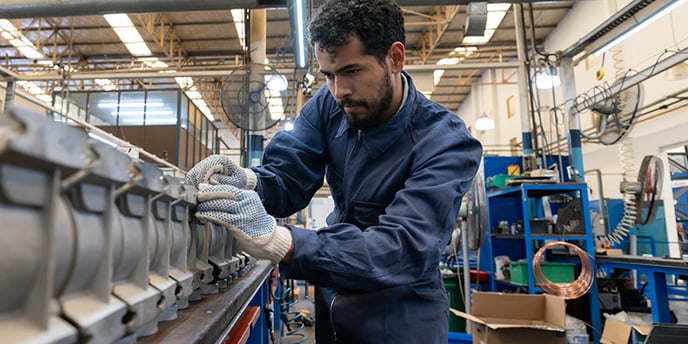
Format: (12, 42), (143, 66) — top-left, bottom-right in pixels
(315, 37), (396, 131)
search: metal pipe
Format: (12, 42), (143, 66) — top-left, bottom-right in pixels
(460, 220), (471, 332)
(584, 169), (610, 235)
(6, 61), (524, 82)
(1, 0), (260, 18)
(575, 46), (688, 113)
(1, 0), (566, 18)
(513, 4), (535, 160)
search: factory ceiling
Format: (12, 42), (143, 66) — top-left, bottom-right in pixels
(0, 0), (574, 141)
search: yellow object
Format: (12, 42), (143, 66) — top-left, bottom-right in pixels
(507, 164), (520, 176)
(596, 67), (606, 80)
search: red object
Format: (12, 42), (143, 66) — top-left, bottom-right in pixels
(223, 306), (261, 344)
(469, 270), (489, 283)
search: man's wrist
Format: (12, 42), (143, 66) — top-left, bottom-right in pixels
(244, 168), (257, 190)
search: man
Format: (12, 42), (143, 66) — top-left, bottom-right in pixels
(186, 0), (482, 342)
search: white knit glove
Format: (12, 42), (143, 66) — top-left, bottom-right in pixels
(185, 154), (257, 190)
(195, 184), (292, 265)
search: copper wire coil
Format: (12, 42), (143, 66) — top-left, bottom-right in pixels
(533, 241), (594, 300)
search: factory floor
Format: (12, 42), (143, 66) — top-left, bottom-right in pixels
(280, 281), (316, 344)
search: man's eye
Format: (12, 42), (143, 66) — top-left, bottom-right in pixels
(323, 73), (334, 80)
(346, 69), (359, 75)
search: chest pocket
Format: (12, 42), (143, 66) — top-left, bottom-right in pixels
(352, 200), (387, 230)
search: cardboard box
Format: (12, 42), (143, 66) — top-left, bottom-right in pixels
(451, 292), (567, 344)
(600, 318), (651, 344)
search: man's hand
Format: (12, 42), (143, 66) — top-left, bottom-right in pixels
(195, 184), (291, 265)
(185, 154), (257, 190)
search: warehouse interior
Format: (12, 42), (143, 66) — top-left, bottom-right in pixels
(2, 0), (688, 343)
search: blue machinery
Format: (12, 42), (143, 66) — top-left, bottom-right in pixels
(477, 156), (688, 343)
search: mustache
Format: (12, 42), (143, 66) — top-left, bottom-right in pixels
(337, 98), (365, 108)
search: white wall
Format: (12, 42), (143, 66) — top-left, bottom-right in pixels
(459, 1), (688, 257)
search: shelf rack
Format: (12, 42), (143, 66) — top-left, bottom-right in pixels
(483, 183), (601, 343)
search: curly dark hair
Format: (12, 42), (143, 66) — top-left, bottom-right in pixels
(307, 0), (405, 64)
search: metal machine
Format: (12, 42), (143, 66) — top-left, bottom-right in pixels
(0, 107), (258, 343)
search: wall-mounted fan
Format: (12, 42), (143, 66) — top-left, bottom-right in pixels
(581, 81), (643, 146)
(603, 154), (664, 244)
(220, 63), (289, 131)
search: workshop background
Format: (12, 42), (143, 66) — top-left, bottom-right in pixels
(2, 0), (688, 344)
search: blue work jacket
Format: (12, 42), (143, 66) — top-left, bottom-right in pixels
(253, 71), (482, 343)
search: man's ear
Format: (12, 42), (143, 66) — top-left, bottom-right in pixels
(388, 41), (405, 73)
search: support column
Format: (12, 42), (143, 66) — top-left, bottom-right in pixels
(247, 9), (267, 168)
(513, 4), (536, 171)
(560, 56), (584, 182)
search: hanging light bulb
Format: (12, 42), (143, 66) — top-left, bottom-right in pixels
(475, 112), (495, 131)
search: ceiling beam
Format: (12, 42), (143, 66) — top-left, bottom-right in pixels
(1, 0), (575, 19)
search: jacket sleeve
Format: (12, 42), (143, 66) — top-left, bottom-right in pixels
(283, 117), (483, 290)
(251, 88), (331, 218)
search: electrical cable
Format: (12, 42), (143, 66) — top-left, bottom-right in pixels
(519, 5), (541, 163)
(532, 241), (594, 300)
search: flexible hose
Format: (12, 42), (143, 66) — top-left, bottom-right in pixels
(533, 241), (594, 300)
(602, 137), (638, 244)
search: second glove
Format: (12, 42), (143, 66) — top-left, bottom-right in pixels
(195, 184), (292, 265)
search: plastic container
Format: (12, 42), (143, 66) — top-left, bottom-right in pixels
(510, 261), (575, 286)
(448, 332), (472, 344)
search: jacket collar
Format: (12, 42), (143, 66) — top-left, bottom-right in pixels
(334, 70), (417, 159)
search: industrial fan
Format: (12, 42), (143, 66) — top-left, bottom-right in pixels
(461, 165), (488, 251)
(580, 80), (643, 145)
(220, 63), (289, 131)
(603, 154), (664, 244)
(466, 170), (488, 250)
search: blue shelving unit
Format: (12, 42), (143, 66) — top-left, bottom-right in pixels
(483, 183), (601, 343)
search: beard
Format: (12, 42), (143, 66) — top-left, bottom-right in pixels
(338, 69), (394, 131)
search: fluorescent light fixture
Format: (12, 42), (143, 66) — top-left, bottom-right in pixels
(140, 57), (169, 68)
(98, 101), (164, 108)
(125, 42), (151, 56)
(462, 3), (510, 44)
(437, 57), (460, 65)
(186, 90), (203, 99)
(593, 0), (688, 56)
(105, 13), (151, 56)
(89, 132), (119, 147)
(104, 14), (134, 27)
(453, 46), (478, 56)
(295, 0), (307, 69)
(0, 20), (46, 59)
(433, 70), (445, 86)
(95, 78), (117, 91)
(120, 117), (177, 125)
(231, 9), (247, 50)
(475, 112), (495, 131)
(113, 27), (144, 43)
(114, 110), (174, 116)
(175, 77), (194, 88)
